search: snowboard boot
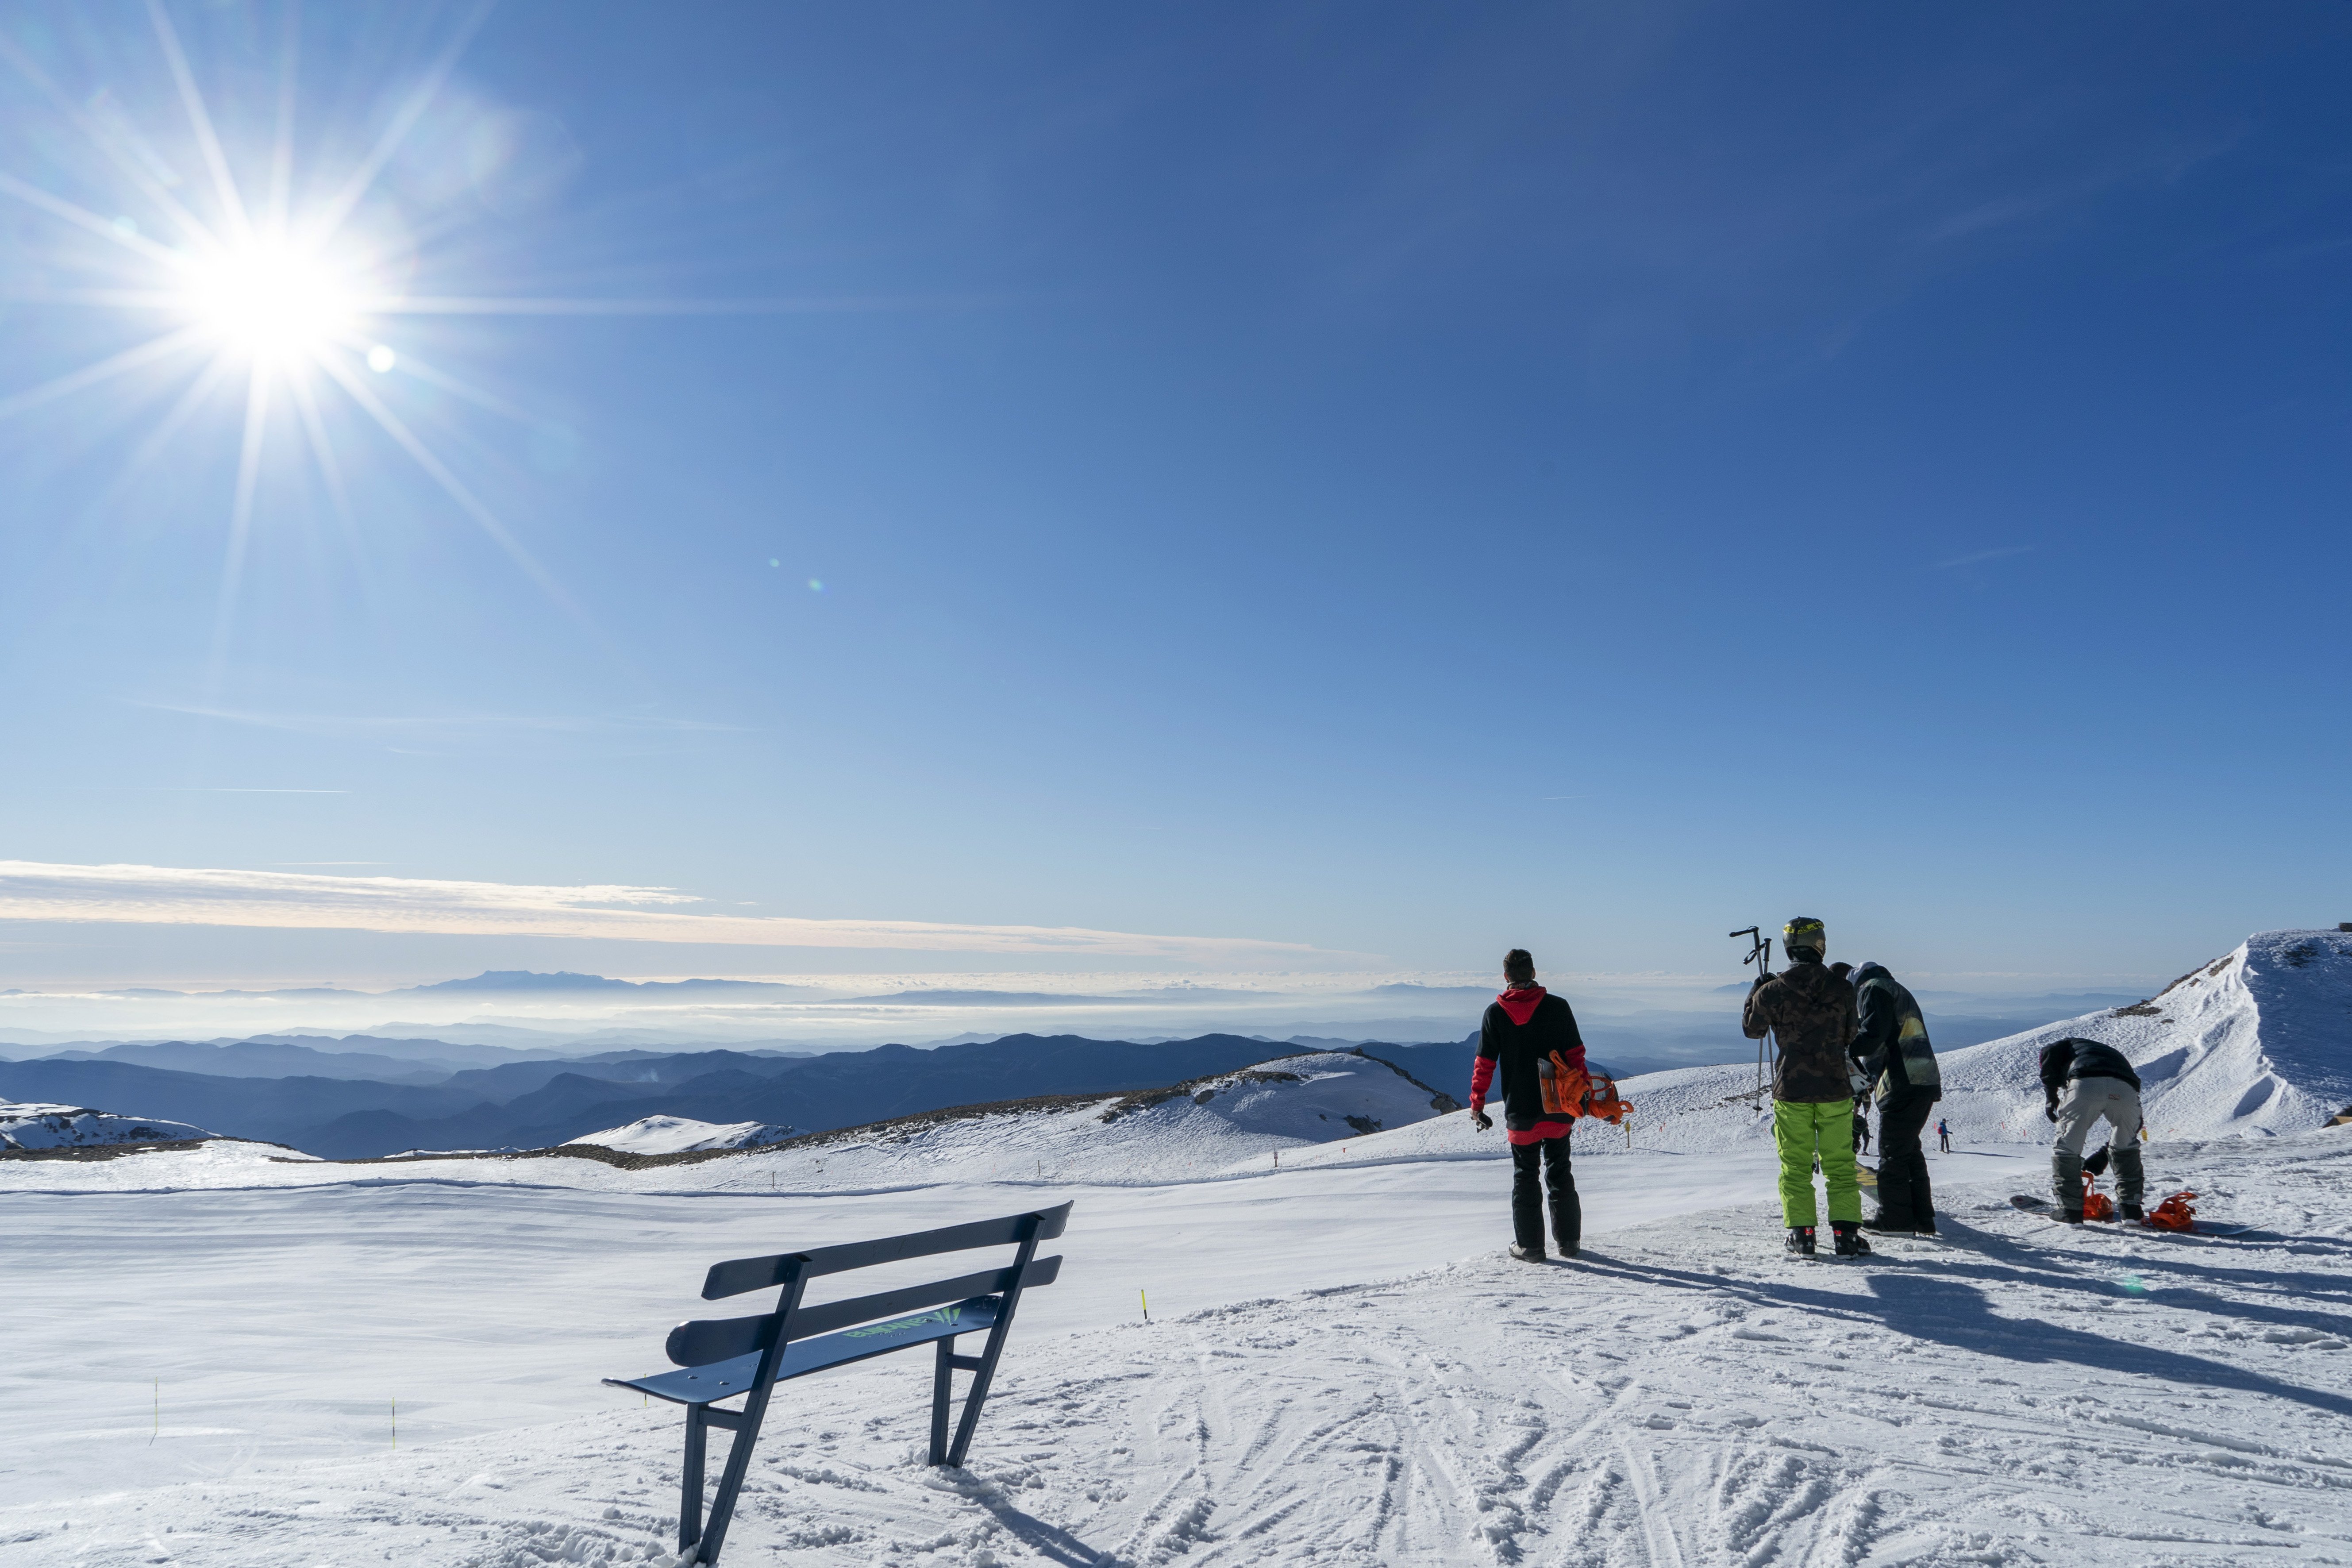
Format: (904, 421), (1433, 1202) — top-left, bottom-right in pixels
(1554, 1233), (1580, 1260)
(1831, 1221), (1872, 1257)
(2120, 1202), (2144, 1223)
(1509, 1243), (1546, 1263)
(1785, 1225), (1817, 1257)
(2057, 1209), (2084, 1224)
(1914, 1216), (1939, 1237)
(1860, 1213), (1912, 1237)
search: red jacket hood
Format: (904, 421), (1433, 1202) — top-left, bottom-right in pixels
(1495, 986), (1547, 1026)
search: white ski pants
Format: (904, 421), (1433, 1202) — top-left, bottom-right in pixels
(2055, 1078), (2143, 1157)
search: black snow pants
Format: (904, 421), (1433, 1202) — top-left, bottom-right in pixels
(1511, 1133), (1579, 1253)
(1873, 1092), (1936, 1229)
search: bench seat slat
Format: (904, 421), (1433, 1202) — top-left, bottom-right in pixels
(608, 1294), (1005, 1406)
(701, 1200), (1073, 1299)
(665, 1254), (1060, 1368)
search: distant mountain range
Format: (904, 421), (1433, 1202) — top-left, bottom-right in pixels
(0, 1031), (1481, 1160)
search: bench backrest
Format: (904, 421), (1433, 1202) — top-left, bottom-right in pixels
(665, 1200), (1072, 1369)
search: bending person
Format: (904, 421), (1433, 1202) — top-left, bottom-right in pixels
(1469, 948), (1585, 1262)
(2038, 1037), (2145, 1222)
(1742, 917), (1866, 1257)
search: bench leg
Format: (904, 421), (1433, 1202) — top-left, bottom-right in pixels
(679, 1405), (709, 1557)
(930, 1337), (955, 1465)
(697, 1389), (775, 1564)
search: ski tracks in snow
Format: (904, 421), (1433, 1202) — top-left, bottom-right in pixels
(11, 1136), (2352, 1566)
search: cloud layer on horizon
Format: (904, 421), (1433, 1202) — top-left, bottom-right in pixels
(0, 860), (1337, 965)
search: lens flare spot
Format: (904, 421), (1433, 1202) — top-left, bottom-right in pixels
(367, 344), (397, 374)
(806, 578), (825, 593)
(768, 558), (780, 568)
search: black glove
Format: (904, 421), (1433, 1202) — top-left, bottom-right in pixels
(1472, 1108), (1493, 1132)
(2044, 1100), (2058, 1124)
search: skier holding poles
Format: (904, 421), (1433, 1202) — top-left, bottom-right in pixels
(1468, 948), (1585, 1262)
(1742, 917), (1866, 1257)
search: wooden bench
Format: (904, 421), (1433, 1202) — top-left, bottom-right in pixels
(606, 1199), (1072, 1565)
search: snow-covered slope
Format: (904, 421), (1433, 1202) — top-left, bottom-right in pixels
(572, 1114), (792, 1155)
(1495, 929), (2352, 1159)
(0, 1100), (215, 1151)
(698, 1047), (1460, 1187)
(1929, 928), (2352, 1144)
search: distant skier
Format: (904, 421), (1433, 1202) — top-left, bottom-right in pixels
(2039, 1037), (2145, 1222)
(1468, 948), (1584, 1262)
(1936, 1118), (1952, 1152)
(1850, 960), (1942, 1237)
(1742, 917), (1866, 1257)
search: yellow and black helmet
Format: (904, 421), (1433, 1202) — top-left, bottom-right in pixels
(1782, 917), (1826, 960)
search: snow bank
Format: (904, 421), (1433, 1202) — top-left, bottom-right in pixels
(573, 1114), (793, 1155)
(0, 1099), (215, 1151)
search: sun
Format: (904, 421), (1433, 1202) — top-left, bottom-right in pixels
(180, 239), (363, 364)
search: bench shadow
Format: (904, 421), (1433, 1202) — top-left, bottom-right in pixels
(1579, 1250), (2352, 1424)
(943, 1478), (1108, 1567)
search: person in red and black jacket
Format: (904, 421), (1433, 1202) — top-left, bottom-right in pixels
(1470, 948), (1586, 1261)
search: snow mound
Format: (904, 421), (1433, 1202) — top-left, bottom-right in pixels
(573, 1114), (793, 1155)
(705, 1048), (1459, 1187)
(0, 1099), (216, 1150)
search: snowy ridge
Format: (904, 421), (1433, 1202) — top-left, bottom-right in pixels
(1929, 928), (2352, 1144)
(0, 1100), (215, 1151)
(574, 1115), (795, 1156)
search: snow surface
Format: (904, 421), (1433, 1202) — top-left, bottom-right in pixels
(574, 1116), (794, 1156)
(5, 946), (2350, 1565)
(0, 1099), (214, 1150)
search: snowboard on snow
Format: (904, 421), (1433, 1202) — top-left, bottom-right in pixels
(2008, 1194), (2251, 1236)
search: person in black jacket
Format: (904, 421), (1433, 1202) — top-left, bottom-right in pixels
(2037, 1037), (2145, 1221)
(1850, 961), (1941, 1236)
(1469, 948), (1586, 1262)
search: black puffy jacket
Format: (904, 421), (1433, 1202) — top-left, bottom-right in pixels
(1851, 963), (1941, 1105)
(2037, 1037), (2142, 1097)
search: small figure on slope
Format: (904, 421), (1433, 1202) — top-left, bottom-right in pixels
(1936, 1117), (1952, 1152)
(1469, 948), (1584, 1262)
(1851, 960), (1942, 1238)
(2038, 1037), (2146, 1222)
(1743, 917), (1868, 1258)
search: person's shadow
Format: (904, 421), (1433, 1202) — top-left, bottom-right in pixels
(1580, 1244), (2352, 1423)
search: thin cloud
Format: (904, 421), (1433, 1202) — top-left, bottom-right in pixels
(0, 860), (1339, 963)
(147, 786), (351, 794)
(1934, 545), (2035, 570)
(135, 702), (747, 737)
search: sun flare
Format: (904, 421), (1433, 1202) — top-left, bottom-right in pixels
(180, 240), (363, 363)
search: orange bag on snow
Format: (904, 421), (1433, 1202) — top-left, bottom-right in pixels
(2143, 1191), (2198, 1231)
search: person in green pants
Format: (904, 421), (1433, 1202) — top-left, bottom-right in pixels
(1742, 917), (1866, 1257)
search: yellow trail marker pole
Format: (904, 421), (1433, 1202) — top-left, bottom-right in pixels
(1139, 1288), (1150, 1323)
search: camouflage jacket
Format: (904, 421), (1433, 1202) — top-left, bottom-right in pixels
(1742, 960), (1857, 1104)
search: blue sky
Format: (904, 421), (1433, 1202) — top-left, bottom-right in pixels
(0, 1), (2347, 991)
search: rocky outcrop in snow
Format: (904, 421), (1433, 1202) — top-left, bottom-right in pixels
(0, 1100), (216, 1151)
